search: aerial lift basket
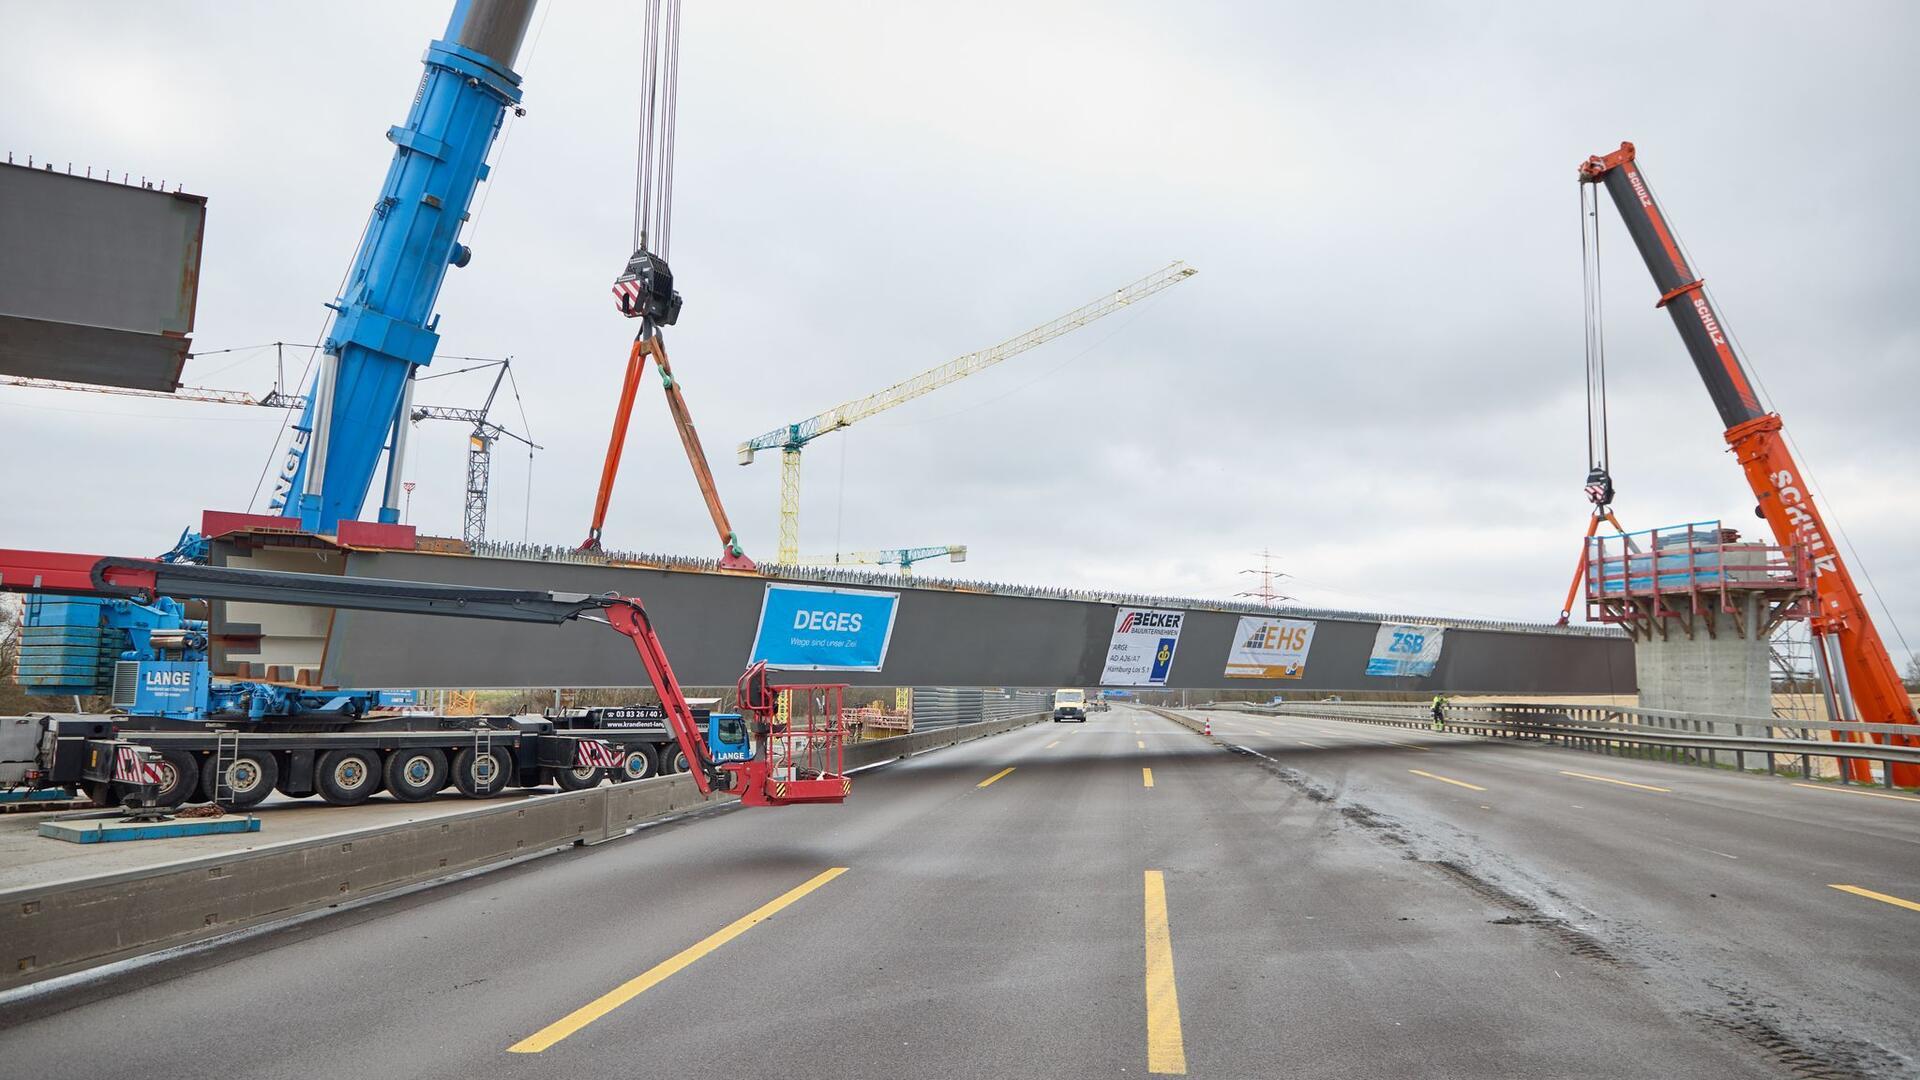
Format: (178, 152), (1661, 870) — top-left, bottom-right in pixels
(737, 664), (849, 805)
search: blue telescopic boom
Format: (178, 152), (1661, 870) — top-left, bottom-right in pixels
(273, 0), (536, 532)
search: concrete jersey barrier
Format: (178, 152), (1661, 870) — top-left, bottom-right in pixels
(0, 713), (1045, 992)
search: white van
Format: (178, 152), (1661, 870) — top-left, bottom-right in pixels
(1052, 688), (1087, 722)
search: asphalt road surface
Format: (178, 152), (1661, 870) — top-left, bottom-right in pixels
(3, 705), (1914, 1078)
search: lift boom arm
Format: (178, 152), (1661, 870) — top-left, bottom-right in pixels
(1578, 142), (1918, 782)
(0, 547), (844, 806)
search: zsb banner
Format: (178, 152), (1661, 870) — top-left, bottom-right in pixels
(1364, 623), (1445, 678)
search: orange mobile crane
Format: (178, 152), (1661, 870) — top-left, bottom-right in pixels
(1578, 141), (1918, 786)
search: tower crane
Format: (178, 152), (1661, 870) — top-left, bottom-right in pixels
(0, 355), (539, 546)
(737, 261), (1199, 564)
(409, 358), (538, 545)
(1577, 141), (1918, 786)
(798, 545), (967, 577)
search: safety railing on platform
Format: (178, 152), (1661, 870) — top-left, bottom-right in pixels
(767, 683), (846, 784)
(1197, 700), (1920, 790)
(1583, 520), (1812, 635)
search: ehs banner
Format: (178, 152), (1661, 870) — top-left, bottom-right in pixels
(1223, 616), (1316, 679)
(749, 583), (900, 671)
(1101, 608), (1185, 686)
(1364, 624), (1446, 677)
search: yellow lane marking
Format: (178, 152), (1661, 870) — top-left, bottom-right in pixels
(1383, 739), (1431, 752)
(509, 867), (848, 1053)
(1143, 870), (1188, 1074)
(977, 767), (1016, 788)
(1046, 740), (1061, 749)
(1138, 740), (1147, 749)
(1409, 768), (1486, 792)
(1142, 767), (1155, 788)
(1829, 884), (1920, 912)
(1298, 740), (1323, 748)
(1560, 770), (1669, 793)
(1793, 782), (1920, 804)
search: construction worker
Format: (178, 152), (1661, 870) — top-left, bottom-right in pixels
(1430, 693), (1449, 731)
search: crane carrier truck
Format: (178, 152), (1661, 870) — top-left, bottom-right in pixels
(0, 548), (851, 811)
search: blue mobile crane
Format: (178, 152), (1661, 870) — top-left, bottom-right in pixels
(18, 1), (537, 723)
(272, 0), (536, 533)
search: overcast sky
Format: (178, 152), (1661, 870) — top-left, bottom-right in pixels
(3, 1), (1915, 662)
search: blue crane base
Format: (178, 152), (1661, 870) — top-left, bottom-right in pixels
(40, 815), (262, 844)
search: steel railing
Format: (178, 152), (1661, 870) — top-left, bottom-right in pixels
(1195, 700), (1920, 789)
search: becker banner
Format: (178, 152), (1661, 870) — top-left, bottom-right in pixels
(1364, 623), (1446, 677)
(1101, 608), (1184, 686)
(1223, 616), (1316, 680)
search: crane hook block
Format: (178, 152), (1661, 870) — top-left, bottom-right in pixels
(1584, 466), (1615, 509)
(611, 248), (684, 325)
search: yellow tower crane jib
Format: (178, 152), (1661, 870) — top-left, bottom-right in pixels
(736, 262), (1197, 562)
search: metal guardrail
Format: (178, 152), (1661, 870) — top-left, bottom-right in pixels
(0, 712), (1046, 992)
(910, 688), (1053, 730)
(1195, 701), (1920, 787)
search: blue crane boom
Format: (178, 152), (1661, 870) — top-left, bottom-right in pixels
(271, 0), (536, 533)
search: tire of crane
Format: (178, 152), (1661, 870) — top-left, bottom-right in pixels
(550, 764), (605, 792)
(200, 749), (277, 809)
(451, 746), (513, 798)
(662, 745), (690, 776)
(384, 748), (448, 802)
(316, 749), (384, 805)
(613, 744), (658, 782)
(152, 749), (201, 807)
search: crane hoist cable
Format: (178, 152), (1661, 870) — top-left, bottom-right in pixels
(1580, 180), (1613, 510)
(582, 0), (755, 568)
(1557, 181), (1632, 625)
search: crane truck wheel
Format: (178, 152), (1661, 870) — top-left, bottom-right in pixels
(452, 746), (513, 798)
(153, 749), (202, 807)
(662, 746), (690, 775)
(200, 750), (277, 809)
(614, 745), (658, 782)
(550, 764), (605, 792)
(384, 748), (448, 802)
(316, 749), (384, 805)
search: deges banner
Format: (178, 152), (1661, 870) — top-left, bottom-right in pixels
(749, 583), (900, 671)
(1223, 616), (1316, 679)
(1101, 608), (1184, 686)
(1364, 623), (1446, 677)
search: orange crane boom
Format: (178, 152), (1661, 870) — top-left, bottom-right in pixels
(1580, 141), (1918, 786)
